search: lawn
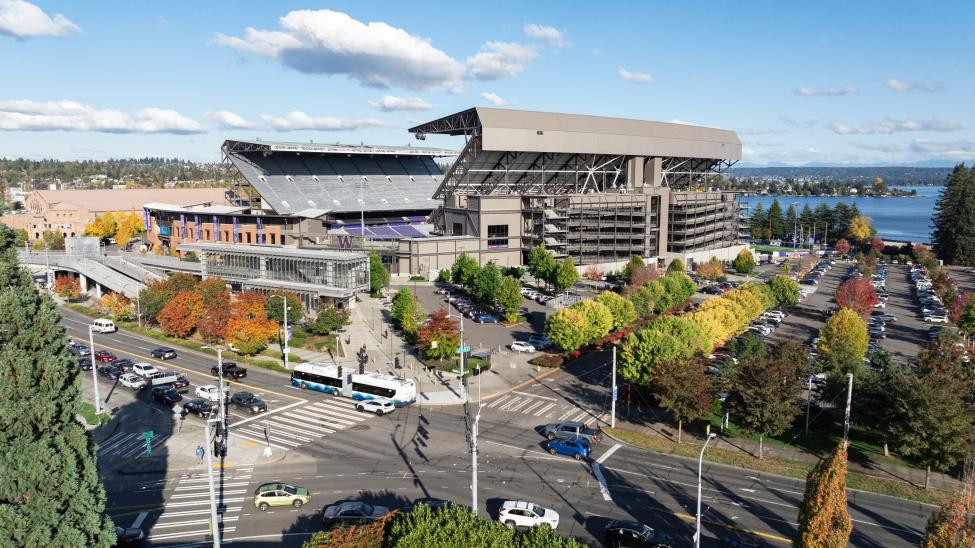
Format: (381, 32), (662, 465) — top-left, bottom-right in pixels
(752, 244), (802, 253)
(77, 402), (110, 426)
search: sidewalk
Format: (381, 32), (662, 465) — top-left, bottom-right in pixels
(613, 413), (961, 492)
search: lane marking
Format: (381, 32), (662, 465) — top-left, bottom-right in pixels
(487, 395), (510, 408)
(227, 401), (304, 428)
(157, 507), (242, 519)
(521, 401), (545, 415)
(591, 463), (612, 501)
(596, 443), (621, 464)
(228, 431), (289, 450)
(512, 390), (557, 401)
(130, 511), (148, 529)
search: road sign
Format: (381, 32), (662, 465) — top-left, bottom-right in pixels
(612, 387), (618, 401)
(457, 346), (470, 353)
(142, 430), (153, 455)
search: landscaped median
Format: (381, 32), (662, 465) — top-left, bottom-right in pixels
(603, 427), (948, 506)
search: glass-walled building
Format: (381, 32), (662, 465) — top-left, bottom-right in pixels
(177, 242), (369, 310)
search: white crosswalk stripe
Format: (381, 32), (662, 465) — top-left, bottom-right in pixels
(142, 471), (251, 542)
(98, 432), (170, 459)
(483, 393), (607, 426)
(534, 402), (556, 416)
(227, 398), (371, 452)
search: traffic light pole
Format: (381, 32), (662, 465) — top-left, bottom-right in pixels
(203, 418), (220, 547)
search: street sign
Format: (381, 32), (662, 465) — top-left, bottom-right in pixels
(457, 346), (471, 353)
(612, 387), (618, 401)
(142, 430), (153, 455)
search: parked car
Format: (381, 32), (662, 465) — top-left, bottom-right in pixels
(510, 341), (536, 353)
(545, 438), (591, 460)
(230, 391), (267, 414)
(118, 373), (147, 390)
(195, 385), (226, 402)
(254, 482), (310, 511)
(110, 358), (135, 372)
(355, 398), (395, 416)
(543, 421), (602, 443)
(112, 525), (146, 546)
(322, 501), (391, 527)
(181, 399), (214, 419)
(68, 342), (91, 357)
(527, 335), (554, 350)
(161, 371), (190, 389)
(497, 500), (560, 529)
(212, 362), (248, 379)
(77, 357), (93, 371)
(604, 520), (673, 548)
(131, 362), (159, 378)
(150, 347), (177, 360)
(151, 386), (183, 405)
(474, 314), (499, 324)
(94, 350), (116, 363)
(97, 364), (122, 380)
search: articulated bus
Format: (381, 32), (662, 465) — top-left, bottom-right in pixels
(290, 363), (416, 406)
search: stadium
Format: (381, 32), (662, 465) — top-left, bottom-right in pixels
(143, 107), (747, 285)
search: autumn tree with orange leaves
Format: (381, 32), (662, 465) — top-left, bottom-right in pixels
(52, 274), (81, 300)
(100, 292), (134, 321)
(793, 443), (852, 548)
(158, 290), (204, 337)
(922, 465), (975, 547)
(225, 291), (278, 354)
(835, 278), (878, 319)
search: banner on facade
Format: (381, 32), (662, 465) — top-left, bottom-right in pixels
(256, 217), (263, 244)
(180, 214), (187, 239)
(213, 215), (220, 241)
(232, 216), (239, 243)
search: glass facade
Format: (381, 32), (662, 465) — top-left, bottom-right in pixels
(200, 247), (369, 292)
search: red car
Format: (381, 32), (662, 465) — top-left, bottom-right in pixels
(94, 350), (116, 363)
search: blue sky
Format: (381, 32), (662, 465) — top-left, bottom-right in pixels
(1, 0), (973, 166)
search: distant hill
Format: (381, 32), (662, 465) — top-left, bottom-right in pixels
(726, 166), (955, 185)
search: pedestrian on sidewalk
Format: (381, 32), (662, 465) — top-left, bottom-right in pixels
(195, 446), (204, 464)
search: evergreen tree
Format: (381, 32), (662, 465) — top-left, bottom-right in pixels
(767, 199), (786, 239)
(749, 202), (767, 239)
(799, 204), (815, 239)
(814, 203), (834, 243)
(0, 224), (116, 545)
(952, 168), (975, 265)
(833, 203), (852, 239)
(785, 203), (798, 242)
(794, 443), (853, 548)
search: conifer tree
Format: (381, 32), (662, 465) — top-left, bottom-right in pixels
(794, 443), (852, 548)
(0, 224), (115, 545)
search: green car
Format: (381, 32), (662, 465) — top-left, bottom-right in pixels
(253, 482), (311, 511)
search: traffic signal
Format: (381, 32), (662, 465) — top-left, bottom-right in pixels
(394, 356), (400, 368)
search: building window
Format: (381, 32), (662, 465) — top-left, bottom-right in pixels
(487, 224), (509, 249)
(452, 222), (463, 236)
(270, 233), (276, 245)
(245, 232), (252, 244)
(223, 231), (229, 242)
(280, 235), (286, 245)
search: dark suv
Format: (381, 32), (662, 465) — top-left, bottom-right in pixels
(230, 391), (267, 414)
(111, 358), (135, 372)
(181, 399), (214, 419)
(604, 520), (672, 547)
(151, 386), (183, 405)
(150, 347), (177, 360)
(212, 362), (247, 379)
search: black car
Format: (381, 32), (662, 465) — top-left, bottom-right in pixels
(111, 358), (135, 372)
(604, 520), (672, 548)
(113, 525), (145, 546)
(77, 357), (93, 371)
(150, 347), (177, 360)
(212, 362), (247, 379)
(151, 386), (183, 405)
(97, 364), (122, 380)
(230, 391), (266, 414)
(181, 399), (214, 419)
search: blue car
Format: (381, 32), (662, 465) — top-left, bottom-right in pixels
(545, 438), (591, 460)
(474, 314), (498, 324)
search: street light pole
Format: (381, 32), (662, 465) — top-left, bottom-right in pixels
(471, 403), (480, 514)
(269, 295), (290, 370)
(610, 345), (617, 429)
(217, 348), (225, 430)
(842, 373), (854, 448)
(203, 418), (220, 547)
(88, 325), (101, 414)
(695, 432), (717, 548)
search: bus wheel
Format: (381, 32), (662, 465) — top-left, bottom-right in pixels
(300, 382), (307, 390)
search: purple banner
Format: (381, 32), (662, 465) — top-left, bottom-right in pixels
(256, 217), (263, 244)
(143, 208), (151, 231)
(194, 215), (200, 240)
(180, 214), (187, 239)
(232, 216), (238, 243)
(213, 216), (219, 241)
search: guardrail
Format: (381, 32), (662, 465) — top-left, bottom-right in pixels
(17, 250), (145, 299)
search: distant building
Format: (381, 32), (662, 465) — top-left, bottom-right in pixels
(1, 188), (230, 242)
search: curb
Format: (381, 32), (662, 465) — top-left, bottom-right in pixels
(415, 365), (563, 407)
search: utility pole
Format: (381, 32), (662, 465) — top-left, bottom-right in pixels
(88, 325), (101, 414)
(459, 313), (466, 400)
(842, 373), (853, 448)
(610, 345), (617, 428)
(805, 375), (813, 434)
(695, 431), (717, 548)
(269, 295), (290, 370)
(203, 418), (220, 547)
(471, 402), (480, 515)
(824, 222), (829, 250)
(217, 348), (226, 432)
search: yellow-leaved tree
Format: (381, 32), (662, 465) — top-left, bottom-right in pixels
(84, 212), (119, 241)
(817, 308), (868, 376)
(848, 216), (874, 247)
(115, 212), (145, 246)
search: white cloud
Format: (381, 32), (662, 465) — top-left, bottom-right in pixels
(737, 127), (786, 135)
(259, 111), (387, 131)
(909, 139), (975, 160)
(205, 110), (257, 130)
(368, 95), (432, 112)
(885, 78), (944, 93)
(466, 41), (538, 80)
(0, 99), (206, 133)
(213, 9), (465, 92)
(829, 118), (962, 135)
(618, 68), (653, 83)
(780, 116), (819, 128)
(523, 23), (570, 48)
(852, 142), (907, 153)
(0, 0), (80, 38)
(481, 92), (512, 106)
(794, 84), (858, 97)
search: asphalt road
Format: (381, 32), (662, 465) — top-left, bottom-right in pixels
(64, 308), (935, 547)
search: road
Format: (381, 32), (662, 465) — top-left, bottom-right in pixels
(64, 308), (934, 546)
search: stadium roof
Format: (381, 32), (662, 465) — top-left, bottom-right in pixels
(31, 188), (229, 213)
(409, 107), (741, 160)
(223, 139), (456, 157)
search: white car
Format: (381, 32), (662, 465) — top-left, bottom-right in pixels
(498, 500), (559, 529)
(510, 341), (536, 353)
(118, 373), (147, 390)
(925, 315), (949, 324)
(195, 385), (225, 402)
(131, 362), (159, 379)
(355, 398), (395, 415)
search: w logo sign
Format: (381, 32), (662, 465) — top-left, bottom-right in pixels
(336, 234), (354, 249)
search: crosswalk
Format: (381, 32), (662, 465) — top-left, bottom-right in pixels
(484, 392), (605, 426)
(98, 431), (170, 459)
(228, 398), (369, 451)
(146, 468), (252, 542)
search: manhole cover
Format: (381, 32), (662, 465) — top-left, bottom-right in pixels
(350, 424), (371, 431)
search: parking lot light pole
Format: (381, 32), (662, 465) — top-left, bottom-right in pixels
(695, 431), (717, 548)
(88, 325), (101, 414)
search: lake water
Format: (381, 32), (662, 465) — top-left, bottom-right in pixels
(738, 186), (941, 244)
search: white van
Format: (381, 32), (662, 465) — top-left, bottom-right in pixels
(90, 318), (117, 333)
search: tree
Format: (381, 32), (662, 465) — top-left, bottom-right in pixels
(527, 246), (557, 287)
(834, 278), (878, 319)
(848, 216), (873, 247)
(196, 292), (231, 345)
(234, 290), (267, 319)
(932, 164), (975, 265)
(922, 470), (975, 547)
(696, 257), (724, 281)
(853, 353), (906, 457)
(195, 277), (228, 307)
(544, 308), (588, 353)
(496, 275), (522, 323)
(750, 202), (767, 239)
(308, 303), (351, 336)
(818, 308), (869, 378)
(451, 252), (479, 288)
(727, 342), (804, 459)
(834, 238), (850, 256)
(225, 315), (278, 355)
(100, 292), (134, 321)
(653, 356), (714, 443)
(619, 315), (710, 386)
(114, 212), (145, 247)
(41, 230), (64, 250)
(766, 199), (786, 239)
(368, 250), (389, 296)
(473, 261), (502, 303)
(794, 443), (853, 548)
(137, 273), (199, 326)
(621, 255), (645, 283)
(870, 236), (885, 255)
(52, 274), (81, 300)
(768, 275), (800, 307)
(158, 290), (204, 337)
(948, 291), (973, 324)
(265, 290), (304, 324)
(391, 288), (415, 329)
(785, 203), (798, 241)
(437, 269), (451, 283)
(733, 248), (756, 275)
(12, 227), (28, 247)
(0, 224), (116, 546)
(84, 211), (118, 241)
(626, 264), (660, 290)
(416, 308), (460, 360)
(552, 257), (579, 293)
(570, 300), (613, 344)
(730, 332), (768, 362)
(666, 258), (685, 274)
(594, 290), (637, 331)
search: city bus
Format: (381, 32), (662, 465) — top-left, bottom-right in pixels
(290, 363), (416, 406)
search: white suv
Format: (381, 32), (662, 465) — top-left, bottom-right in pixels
(195, 385), (225, 402)
(118, 373), (147, 390)
(510, 341), (536, 353)
(132, 362), (159, 378)
(355, 398), (395, 415)
(498, 500), (559, 529)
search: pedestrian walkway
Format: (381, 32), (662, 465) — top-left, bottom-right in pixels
(145, 467), (252, 542)
(98, 431), (170, 460)
(484, 392), (606, 426)
(227, 398), (368, 452)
